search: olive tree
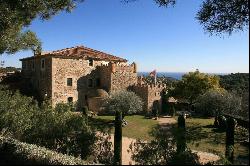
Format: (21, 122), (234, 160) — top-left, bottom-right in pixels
(103, 90), (143, 118)
(103, 90), (143, 165)
(195, 90), (242, 117)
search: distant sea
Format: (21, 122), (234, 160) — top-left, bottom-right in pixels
(138, 72), (229, 80)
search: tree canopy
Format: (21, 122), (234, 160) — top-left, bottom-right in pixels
(219, 73), (249, 95)
(103, 90), (143, 117)
(195, 90), (242, 117)
(169, 70), (223, 105)
(0, 0), (83, 55)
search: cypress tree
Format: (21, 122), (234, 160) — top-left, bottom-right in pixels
(225, 117), (236, 164)
(114, 111), (122, 165)
(178, 114), (186, 128)
(177, 115), (186, 153)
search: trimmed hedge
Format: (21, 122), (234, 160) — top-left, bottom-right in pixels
(0, 136), (90, 165)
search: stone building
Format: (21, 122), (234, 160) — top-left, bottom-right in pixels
(20, 45), (166, 113)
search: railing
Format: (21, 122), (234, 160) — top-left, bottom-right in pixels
(223, 113), (249, 129)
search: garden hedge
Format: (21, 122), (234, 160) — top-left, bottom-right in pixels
(0, 136), (91, 165)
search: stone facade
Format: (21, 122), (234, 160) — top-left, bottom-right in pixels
(20, 46), (166, 113)
(130, 84), (166, 113)
(21, 56), (52, 100)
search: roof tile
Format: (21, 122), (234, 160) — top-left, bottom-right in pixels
(21, 45), (127, 62)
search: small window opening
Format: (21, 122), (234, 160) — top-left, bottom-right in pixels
(67, 78), (73, 86)
(68, 97), (73, 103)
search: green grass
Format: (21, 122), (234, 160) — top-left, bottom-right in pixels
(92, 115), (249, 164)
(177, 117), (249, 164)
(92, 115), (158, 140)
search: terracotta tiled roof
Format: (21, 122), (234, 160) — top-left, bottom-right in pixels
(20, 45), (127, 62)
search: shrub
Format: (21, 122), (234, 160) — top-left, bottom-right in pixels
(0, 136), (88, 165)
(0, 86), (96, 160)
(195, 90), (241, 117)
(129, 127), (175, 165)
(168, 149), (200, 165)
(129, 126), (200, 165)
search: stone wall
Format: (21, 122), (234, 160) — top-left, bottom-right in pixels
(131, 83), (166, 113)
(21, 55), (165, 114)
(147, 84), (165, 113)
(110, 63), (137, 92)
(130, 84), (149, 111)
(51, 58), (116, 108)
(98, 62), (137, 93)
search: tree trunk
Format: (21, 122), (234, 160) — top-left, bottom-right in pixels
(114, 111), (122, 165)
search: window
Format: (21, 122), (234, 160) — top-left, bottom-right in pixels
(89, 59), (93, 66)
(88, 79), (93, 87)
(41, 59), (45, 69)
(67, 78), (73, 86)
(96, 78), (101, 87)
(68, 97), (73, 103)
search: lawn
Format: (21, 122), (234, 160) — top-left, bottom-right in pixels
(177, 117), (249, 164)
(91, 115), (249, 164)
(91, 115), (158, 140)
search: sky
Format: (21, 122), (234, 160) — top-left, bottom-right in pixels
(0, 0), (249, 73)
